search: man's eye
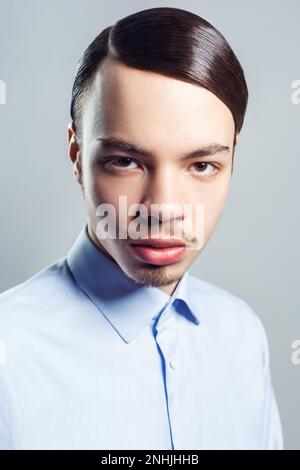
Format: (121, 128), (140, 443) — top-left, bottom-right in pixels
(191, 162), (216, 176)
(104, 157), (139, 170)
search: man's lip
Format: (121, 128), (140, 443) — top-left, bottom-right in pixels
(130, 239), (186, 248)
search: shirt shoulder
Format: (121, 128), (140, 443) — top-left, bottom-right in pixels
(0, 257), (80, 324)
(187, 273), (269, 363)
(188, 272), (257, 317)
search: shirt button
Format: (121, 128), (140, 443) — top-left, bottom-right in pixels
(169, 359), (176, 369)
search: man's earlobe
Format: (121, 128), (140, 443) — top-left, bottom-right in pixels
(73, 155), (83, 185)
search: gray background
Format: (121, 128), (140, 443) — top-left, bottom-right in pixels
(0, 0), (299, 449)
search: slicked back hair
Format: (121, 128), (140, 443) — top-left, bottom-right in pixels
(70, 7), (248, 147)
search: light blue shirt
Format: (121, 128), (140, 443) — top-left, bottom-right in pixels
(0, 224), (284, 450)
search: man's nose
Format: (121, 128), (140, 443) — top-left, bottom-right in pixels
(140, 168), (185, 223)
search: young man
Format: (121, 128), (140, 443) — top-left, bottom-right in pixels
(0, 7), (283, 449)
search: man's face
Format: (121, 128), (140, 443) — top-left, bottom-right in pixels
(68, 56), (236, 295)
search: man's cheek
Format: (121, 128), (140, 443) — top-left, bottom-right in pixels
(202, 199), (225, 240)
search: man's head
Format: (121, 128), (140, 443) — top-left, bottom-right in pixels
(68, 7), (248, 295)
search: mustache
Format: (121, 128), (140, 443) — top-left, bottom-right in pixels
(125, 219), (198, 245)
(93, 199), (204, 248)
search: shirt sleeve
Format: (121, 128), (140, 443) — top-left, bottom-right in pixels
(254, 313), (284, 450)
(0, 384), (14, 450)
(0, 413), (12, 449)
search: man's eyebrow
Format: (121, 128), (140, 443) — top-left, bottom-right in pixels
(96, 137), (230, 159)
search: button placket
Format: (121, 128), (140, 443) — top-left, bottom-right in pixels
(154, 304), (177, 367)
(153, 302), (181, 449)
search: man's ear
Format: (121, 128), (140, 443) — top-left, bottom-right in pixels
(67, 121), (82, 185)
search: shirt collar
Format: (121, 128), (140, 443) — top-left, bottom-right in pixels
(66, 224), (201, 343)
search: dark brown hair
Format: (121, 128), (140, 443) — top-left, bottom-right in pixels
(70, 7), (248, 145)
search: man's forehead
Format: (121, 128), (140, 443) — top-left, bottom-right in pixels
(82, 57), (235, 143)
(88, 56), (231, 112)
